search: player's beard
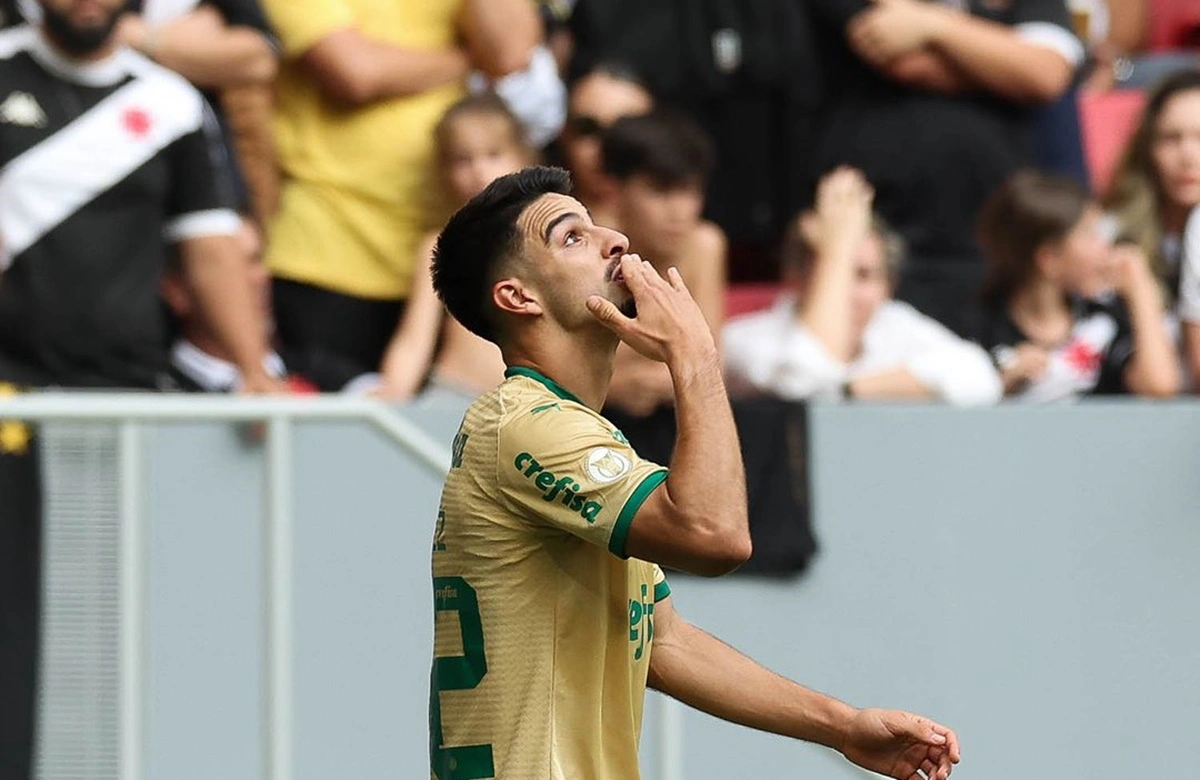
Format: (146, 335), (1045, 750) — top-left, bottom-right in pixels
(618, 297), (637, 319)
(41, 3), (124, 57)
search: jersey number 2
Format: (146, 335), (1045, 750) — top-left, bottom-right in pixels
(431, 576), (495, 779)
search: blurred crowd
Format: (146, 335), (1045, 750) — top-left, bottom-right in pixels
(0, 0), (1198, 410)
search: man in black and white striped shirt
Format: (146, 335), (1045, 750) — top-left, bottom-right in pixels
(0, 3), (279, 776)
(0, 0), (276, 390)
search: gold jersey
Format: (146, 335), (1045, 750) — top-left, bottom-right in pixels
(431, 367), (671, 780)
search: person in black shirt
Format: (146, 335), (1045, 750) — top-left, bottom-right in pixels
(971, 170), (1180, 400)
(809, 0), (1084, 335)
(4, 0), (280, 212)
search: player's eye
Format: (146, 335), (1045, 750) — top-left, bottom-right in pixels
(564, 230), (582, 246)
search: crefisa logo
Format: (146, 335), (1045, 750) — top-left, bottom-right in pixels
(514, 452), (604, 522)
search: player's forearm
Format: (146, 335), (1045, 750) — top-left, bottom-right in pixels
(925, 9), (1073, 103)
(649, 619), (857, 749)
(663, 349), (749, 555)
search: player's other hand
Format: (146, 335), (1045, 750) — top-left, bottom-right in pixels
(586, 254), (716, 366)
(838, 708), (960, 780)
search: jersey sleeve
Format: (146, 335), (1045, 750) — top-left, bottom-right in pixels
(262, 0), (354, 58)
(496, 404), (667, 558)
(164, 100), (240, 242)
(652, 565), (671, 603)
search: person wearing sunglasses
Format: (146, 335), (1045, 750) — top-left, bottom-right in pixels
(558, 61), (653, 219)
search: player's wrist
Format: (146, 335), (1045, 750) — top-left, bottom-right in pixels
(812, 699), (861, 752)
(664, 342), (720, 385)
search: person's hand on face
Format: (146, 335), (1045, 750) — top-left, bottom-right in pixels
(586, 254), (715, 365)
(803, 167), (875, 264)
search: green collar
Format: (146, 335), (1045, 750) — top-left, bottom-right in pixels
(504, 366), (583, 405)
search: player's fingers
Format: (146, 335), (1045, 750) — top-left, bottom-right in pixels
(934, 749), (954, 779)
(919, 759), (937, 780)
(586, 295), (632, 333)
(666, 266), (690, 294)
(943, 727), (961, 763)
(618, 254), (654, 296)
(924, 724), (959, 764)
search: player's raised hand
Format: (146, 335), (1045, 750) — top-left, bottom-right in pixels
(586, 254), (715, 365)
(838, 708), (960, 780)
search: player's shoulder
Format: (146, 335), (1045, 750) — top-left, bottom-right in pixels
(495, 369), (614, 443)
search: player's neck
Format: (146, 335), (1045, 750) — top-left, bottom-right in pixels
(502, 332), (616, 412)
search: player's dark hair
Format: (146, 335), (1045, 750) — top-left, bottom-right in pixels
(978, 170), (1091, 305)
(432, 166), (573, 344)
(601, 110), (715, 189)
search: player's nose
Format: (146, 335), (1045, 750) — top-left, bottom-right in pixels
(600, 227), (629, 259)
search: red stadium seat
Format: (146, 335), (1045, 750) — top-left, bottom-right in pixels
(1078, 89), (1147, 195)
(1148, 0), (1200, 52)
(725, 282), (785, 319)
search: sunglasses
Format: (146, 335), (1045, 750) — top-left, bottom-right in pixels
(565, 114), (607, 138)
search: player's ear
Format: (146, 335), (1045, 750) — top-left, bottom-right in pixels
(493, 278), (544, 318)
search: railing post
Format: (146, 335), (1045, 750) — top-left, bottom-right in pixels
(659, 695), (684, 780)
(118, 421), (145, 780)
(264, 417), (294, 780)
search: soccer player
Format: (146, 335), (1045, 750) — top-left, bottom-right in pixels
(429, 166), (960, 780)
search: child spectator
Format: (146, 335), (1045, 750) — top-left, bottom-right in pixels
(1104, 69), (1200, 303)
(557, 61), (653, 217)
(724, 169), (1001, 406)
(599, 110), (726, 418)
(374, 94), (530, 403)
(975, 171), (1180, 401)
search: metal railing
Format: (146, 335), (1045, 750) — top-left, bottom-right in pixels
(0, 394), (449, 780)
(0, 393), (687, 780)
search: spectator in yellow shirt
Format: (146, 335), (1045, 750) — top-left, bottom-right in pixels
(262, 0), (541, 378)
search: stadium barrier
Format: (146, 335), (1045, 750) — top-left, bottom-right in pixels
(0, 395), (1197, 780)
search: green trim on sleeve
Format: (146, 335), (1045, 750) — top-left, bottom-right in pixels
(608, 469), (668, 558)
(504, 366), (584, 405)
(653, 579), (671, 603)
